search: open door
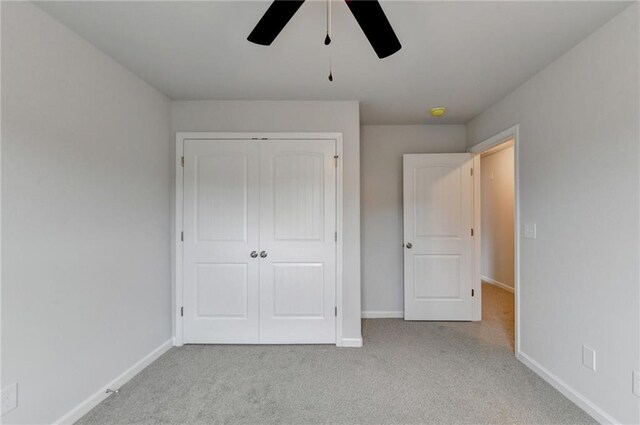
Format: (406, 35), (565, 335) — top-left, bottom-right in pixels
(403, 153), (474, 321)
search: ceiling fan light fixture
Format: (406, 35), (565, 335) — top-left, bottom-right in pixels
(247, 0), (401, 59)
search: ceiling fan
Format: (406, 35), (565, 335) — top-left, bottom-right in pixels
(247, 0), (402, 59)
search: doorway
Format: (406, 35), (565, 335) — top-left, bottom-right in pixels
(469, 125), (520, 352)
(480, 139), (515, 348)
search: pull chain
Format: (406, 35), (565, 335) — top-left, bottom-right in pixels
(328, 55), (333, 81)
(325, 0), (332, 45)
(326, 0), (333, 81)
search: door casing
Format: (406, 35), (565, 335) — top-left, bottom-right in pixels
(173, 132), (344, 347)
(467, 124), (521, 351)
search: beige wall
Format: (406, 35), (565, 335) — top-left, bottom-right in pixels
(361, 125), (466, 315)
(466, 4), (639, 423)
(171, 100), (361, 344)
(1, 3), (172, 423)
(480, 144), (515, 290)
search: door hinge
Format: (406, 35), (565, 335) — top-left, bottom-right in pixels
(181, 231), (184, 242)
(471, 289), (475, 297)
(335, 306), (337, 316)
(335, 231), (337, 242)
(181, 156), (184, 167)
(180, 306), (184, 317)
(470, 168), (474, 176)
(334, 155), (339, 167)
(471, 228), (474, 237)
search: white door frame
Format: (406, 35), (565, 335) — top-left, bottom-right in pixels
(467, 124), (521, 353)
(173, 132), (344, 347)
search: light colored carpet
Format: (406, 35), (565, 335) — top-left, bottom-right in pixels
(77, 284), (594, 424)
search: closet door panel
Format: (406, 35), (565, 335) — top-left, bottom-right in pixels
(182, 139), (260, 343)
(259, 140), (337, 344)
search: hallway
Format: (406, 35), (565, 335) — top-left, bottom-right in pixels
(481, 281), (515, 351)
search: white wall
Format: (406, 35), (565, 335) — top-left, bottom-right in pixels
(1, 3), (172, 424)
(171, 101), (361, 343)
(480, 144), (515, 290)
(467, 4), (639, 423)
(361, 125), (466, 316)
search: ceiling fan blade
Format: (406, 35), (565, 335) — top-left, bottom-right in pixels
(247, 0), (305, 46)
(344, 0), (401, 59)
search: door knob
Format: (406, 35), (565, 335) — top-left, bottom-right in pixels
(250, 251), (258, 258)
(260, 251), (267, 258)
(406, 243), (412, 249)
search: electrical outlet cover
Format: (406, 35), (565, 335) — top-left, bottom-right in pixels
(1, 383), (18, 415)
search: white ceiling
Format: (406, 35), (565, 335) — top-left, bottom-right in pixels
(36, 1), (630, 124)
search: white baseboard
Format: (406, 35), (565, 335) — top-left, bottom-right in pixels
(340, 337), (363, 348)
(516, 351), (619, 425)
(53, 339), (173, 425)
(482, 276), (514, 293)
(361, 311), (404, 319)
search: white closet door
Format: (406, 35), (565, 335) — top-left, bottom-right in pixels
(259, 140), (337, 344)
(183, 139), (260, 343)
(403, 153), (474, 321)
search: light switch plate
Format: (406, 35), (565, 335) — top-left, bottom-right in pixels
(1, 383), (17, 416)
(633, 371), (640, 398)
(524, 222), (537, 239)
(582, 345), (596, 371)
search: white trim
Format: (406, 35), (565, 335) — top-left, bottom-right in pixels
(468, 124), (521, 353)
(53, 339), (173, 425)
(361, 311), (404, 319)
(175, 132), (342, 141)
(516, 351), (620, 425)
(482, 276), (514, 293)
(340, 337), (363, 348)
(468, 125), (518, 154)
(334, 135), (344, 347)
(480, 139), (514, 157)
(174, 132), (344, 347)
(174, 135), (184, 346)
(472, 154), (482, 321)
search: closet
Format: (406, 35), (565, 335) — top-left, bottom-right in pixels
(180, 137), (338, 344)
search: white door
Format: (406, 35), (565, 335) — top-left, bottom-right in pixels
(182, 138), (336, 344)
(183, 139), (260, 343)
(403, 153), (474, 321)
(259, 140), (337, 343)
